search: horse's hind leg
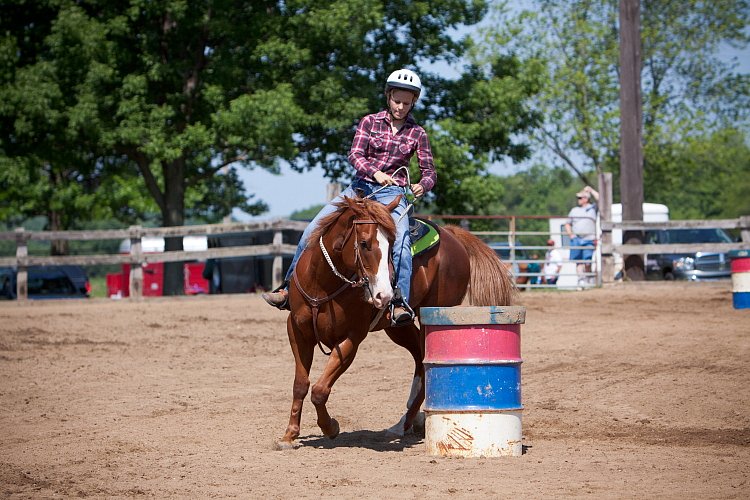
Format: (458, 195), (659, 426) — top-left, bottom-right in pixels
(384, 322), (425, 436)
(310, 334), (364, 439)
(275, 316), (314, 450)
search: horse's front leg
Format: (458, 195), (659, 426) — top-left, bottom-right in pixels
(310, 333), (364, 439)
(275, 315), (314, 450)
(385, 322), (425, 436)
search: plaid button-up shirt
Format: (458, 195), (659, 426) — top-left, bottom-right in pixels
(348, 110), (436, 192)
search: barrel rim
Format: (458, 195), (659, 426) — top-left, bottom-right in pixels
(420, 306), (526, 325)
(423, 405), (525, 412)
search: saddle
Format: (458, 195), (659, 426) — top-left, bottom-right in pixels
(409, 218), (440, 257)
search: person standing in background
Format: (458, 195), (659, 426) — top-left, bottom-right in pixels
(564, 186), (599, 287)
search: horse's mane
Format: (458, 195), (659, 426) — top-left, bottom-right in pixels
(308, 196), (397, 246)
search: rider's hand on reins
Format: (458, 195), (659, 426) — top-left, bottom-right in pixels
(373, 171), (396, 186)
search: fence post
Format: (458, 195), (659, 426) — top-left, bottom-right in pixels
(128, 225), (143, 300)
(740, 216), (750, 243)
(599, 172), (614, 283)
(272, 229), (284, 290)
(15, 228), (28, 301)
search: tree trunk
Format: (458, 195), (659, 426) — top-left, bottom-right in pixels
(619, 0), (645, 281)
(162, 160), (186, 296)
(48, 209), (69, 256)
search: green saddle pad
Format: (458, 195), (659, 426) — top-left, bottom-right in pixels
(410, 218), (440, 257)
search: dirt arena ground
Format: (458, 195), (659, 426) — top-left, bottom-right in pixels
(1, 281), (748, 498)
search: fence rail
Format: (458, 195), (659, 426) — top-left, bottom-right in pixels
(601, 217), (750, 264)
(2, 212), (749, 300)
(1, 220), (307, 300)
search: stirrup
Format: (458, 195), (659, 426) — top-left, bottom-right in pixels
(389, 300), (415, 327)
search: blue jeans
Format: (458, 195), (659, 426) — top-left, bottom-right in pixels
(284, 179), (412, 303)
(569, 237), (595, 261)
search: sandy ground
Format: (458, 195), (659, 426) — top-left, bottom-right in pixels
(1, 281), (749, 499)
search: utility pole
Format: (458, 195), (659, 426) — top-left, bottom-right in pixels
(619, 0), (645, 280)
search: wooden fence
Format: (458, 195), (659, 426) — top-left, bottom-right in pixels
(0, 220), (307, 300)
(599, 216), (750, 283)
(2, 213), (749, 300)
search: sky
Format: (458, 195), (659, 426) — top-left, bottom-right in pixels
(236, 17), (750, 222)
(235, 163), (333, 220)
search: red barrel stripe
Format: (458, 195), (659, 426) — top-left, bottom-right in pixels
(731, 257), (750, 273)
(425, 324), (521, 362)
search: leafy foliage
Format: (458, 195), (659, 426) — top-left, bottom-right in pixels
(645, 127), (750, 219)
(4, 0), (543, 292)
(481, 0), (750, 197)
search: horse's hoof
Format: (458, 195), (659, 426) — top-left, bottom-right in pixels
(326, 418), (340, 439)
(386, 415), (407, 437)
(386, 423), (406, 437)
(273, 439), (300, 451)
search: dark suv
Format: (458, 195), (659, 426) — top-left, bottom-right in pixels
(645, 228), (733, 281)
(0, 265), (91, 299)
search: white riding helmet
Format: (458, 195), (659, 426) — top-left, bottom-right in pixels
(385, 69), (422, 98)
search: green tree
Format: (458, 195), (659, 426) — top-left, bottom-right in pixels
(2, 0), (549, 294)
(646, 127), (750, 219)
(0, 2), (118, 254)
(419, 48), (545, 216)
(481, 0), (750, 198)
(1, 0), (492, 293)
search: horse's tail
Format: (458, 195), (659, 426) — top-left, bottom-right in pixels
(442, 225), (517, 306)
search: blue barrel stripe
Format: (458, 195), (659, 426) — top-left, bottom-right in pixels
(424, 363), (522, 411)
(733, 292), (750, 309)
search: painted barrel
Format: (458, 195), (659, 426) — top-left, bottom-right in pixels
(729, 249), (750, 309)
(421, 306), (526, 458)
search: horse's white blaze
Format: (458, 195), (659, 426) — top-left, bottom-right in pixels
(369, 227), (394, 309)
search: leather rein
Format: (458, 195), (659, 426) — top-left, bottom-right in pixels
(292, 219), (379, 355)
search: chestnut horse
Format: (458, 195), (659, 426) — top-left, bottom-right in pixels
(275, 195), (515, 449)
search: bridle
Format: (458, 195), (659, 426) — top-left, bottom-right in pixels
(293, 216), (385, 355)
(318, 219), (377, 289)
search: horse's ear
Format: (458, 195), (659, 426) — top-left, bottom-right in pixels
(386, 195), (402, 213)
(355, 188), (366, 199)
(343, 196), (358, 211)
(344, 196), (367, 217)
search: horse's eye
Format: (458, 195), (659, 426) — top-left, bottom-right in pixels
(360, 240), (370, 250)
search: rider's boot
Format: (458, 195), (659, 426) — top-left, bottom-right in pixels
(391, 305), (414, 326)
(262, 281), (290, 310)
(390, 287), (415, 326)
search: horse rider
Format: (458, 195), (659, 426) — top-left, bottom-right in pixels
(261, 68), (436, 326)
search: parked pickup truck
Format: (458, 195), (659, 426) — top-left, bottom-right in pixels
(645, 228), (734, 281)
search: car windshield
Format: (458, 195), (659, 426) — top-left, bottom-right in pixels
(664, 228), (733, 244)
